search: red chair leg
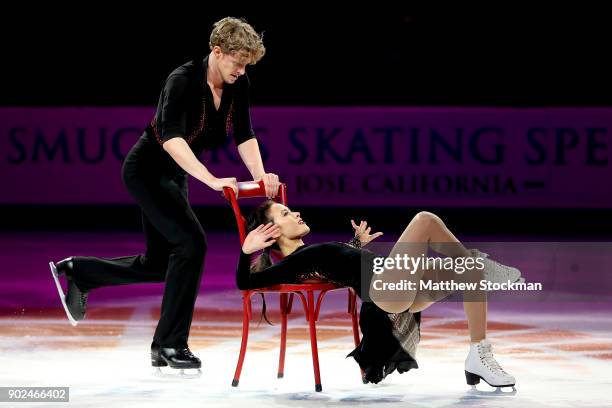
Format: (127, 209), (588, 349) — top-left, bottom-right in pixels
(232, 294), (251, 387)
(306, 290), (322, 392)
(278, 293), (288, 378)
(287, 293), (294, 313)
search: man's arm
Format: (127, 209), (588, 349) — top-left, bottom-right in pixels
(236, 138), (265, 180)
(237, 138), (280, 198)
(232, 76), (279, 197)
(163, 138), (215, 184)
(163, 138), (238, 195)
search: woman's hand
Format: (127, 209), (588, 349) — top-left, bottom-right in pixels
(242, 222), (281, 254)
(206, 177), (238, 196)
(351, 219), (383, 247)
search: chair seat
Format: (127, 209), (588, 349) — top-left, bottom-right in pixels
(242, 282), (344, 293)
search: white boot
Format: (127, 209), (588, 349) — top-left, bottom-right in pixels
(464, 338), (516, 389)
(468, 248), (523, 286)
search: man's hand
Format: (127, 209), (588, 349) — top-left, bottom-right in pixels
(351, 219), (384, 247)
(256, 173), (280, 199)
(242, 222), (281, 254)
(206, 177), (238, 197)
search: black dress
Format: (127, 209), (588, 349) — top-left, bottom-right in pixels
(236, 241), (424, 384)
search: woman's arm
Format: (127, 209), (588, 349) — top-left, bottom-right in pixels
(236, 249), (255, 289)
(346, 235), (362, 249)
(349, 219), (384, 247)
(237, 222), (285, 289)
(236, 249), (308, 290)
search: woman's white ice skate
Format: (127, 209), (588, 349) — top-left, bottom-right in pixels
(465, 338), (516, 391)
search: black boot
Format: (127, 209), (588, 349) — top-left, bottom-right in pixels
(55, 257), (75, 277)
(151, 343), (202, 369)
(65, 280), (88, 322)
(49, 257), (88, 326)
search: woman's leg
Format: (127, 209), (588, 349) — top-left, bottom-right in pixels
(464, 298), (487, 342)
(408, 265), (487, 341)
(371, 211), (472, 313)
(371, 212), (514, 387)
(404, 211), (471, 258)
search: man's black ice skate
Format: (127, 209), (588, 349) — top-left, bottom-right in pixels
(49, 257), (88, 326)
(151, 344), (202, 377)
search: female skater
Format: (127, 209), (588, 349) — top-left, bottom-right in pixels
(237, 200), (521, 388)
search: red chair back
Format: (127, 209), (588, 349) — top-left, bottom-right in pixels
(222, 180), (288, 245)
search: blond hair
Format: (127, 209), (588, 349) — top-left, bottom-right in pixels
(209, 17), (265, 64)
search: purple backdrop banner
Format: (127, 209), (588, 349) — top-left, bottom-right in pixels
(1, 107), (611, 207)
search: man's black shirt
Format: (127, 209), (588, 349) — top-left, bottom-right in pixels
(139, 55), (256, 177)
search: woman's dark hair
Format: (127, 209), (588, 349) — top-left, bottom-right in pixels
(245, 199), (279, 325)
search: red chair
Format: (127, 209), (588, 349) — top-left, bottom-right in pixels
(223, 180), (361, 392)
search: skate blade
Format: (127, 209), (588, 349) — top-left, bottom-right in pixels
(470, 377), (517, 393)
(49, 261), (78, 327)
(468, 384), (517, 395)
(466, 370), (516, 393)
(152, 366), (202, 379)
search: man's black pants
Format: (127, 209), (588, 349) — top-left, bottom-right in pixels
(72, 135), (206, 348)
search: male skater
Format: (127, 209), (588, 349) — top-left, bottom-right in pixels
(49, 17), (279, 371)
